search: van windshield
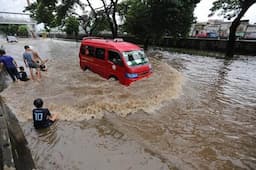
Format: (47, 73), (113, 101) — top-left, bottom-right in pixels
(123, 50), (149, 67)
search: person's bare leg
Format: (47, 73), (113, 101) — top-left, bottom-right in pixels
(29, 68), (35, 80)
(36, 68), (41, 79)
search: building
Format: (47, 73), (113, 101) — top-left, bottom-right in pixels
(190, 19), (255, 39)
(0, 12), (36, 37)
(244, 24), (256, 39)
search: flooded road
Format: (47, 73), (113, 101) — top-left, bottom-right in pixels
(1, 39), (255, 169)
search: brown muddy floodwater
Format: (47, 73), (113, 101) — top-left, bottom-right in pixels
(0, 39), (255, 170)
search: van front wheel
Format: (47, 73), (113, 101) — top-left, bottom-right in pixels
(109, 76), (118, 81)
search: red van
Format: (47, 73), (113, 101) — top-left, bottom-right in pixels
(79, 37), (152, 86)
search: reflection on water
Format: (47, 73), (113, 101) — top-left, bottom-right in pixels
(22, 119), (169, 170)
(1, 39), (256, 169)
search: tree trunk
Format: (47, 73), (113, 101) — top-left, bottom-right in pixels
(226, 0), (255, 58)
(101, 0), (118, 39)
(111, 19), (118, 39)
(112, 0), (119, 38)
(108, 20), (116, 39)
(143, 37), (149, 50)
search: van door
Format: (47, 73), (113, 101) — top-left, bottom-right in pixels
(94, 47), (106, 77)
(106, 50), (126, 82)
(80, 45), (94, 70)
(81, 45), (96, 71)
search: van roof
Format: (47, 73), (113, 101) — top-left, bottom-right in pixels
(82, 38), (141, 52)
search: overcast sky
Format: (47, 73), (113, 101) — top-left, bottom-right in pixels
(0, 0), (255, 24)
(194, 0), (256, 24)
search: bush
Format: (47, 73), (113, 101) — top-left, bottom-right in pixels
(18, 25), (28, 36)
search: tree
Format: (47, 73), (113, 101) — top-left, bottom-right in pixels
(86, 13), (110, 35)
(78, 0), (108, 36)
(66, 0), (120, 38)
(64, 16), (79, 35)
(17, 25), (28, 36)
(0, 25), (18, 35)
(99, 0), (119, 38)
(120, 0), (150, 48)
(25, 0), (120, 38)
(121, 0), (199, 49)
(210, 0), (256, 58)
(55, 0), (84, 25)
(24, 0), (58, 32)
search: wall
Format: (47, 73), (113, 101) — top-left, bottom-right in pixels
(160, 38), (256, 55)
(47, 33), (256, 56)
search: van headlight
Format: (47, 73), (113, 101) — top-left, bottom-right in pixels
(125, 73), (138, 78)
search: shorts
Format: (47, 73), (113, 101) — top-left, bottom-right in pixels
(34, 119), (54, 129)
(28, 62), (39, 68)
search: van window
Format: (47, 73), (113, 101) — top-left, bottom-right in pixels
(80, 45), (86, 55)
(123, 50), (149, 67)
(88, 46), (95, 56)
(108, 51), (123, 66)
(95, 48), (105, 60)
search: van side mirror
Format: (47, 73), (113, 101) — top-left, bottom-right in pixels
(113, 58), (123, 66)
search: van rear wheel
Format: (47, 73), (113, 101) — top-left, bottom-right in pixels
(82, 66), (88, 71)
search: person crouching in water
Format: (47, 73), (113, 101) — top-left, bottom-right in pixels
(33, 98), (58, 129)
(18, 66), (30, 81)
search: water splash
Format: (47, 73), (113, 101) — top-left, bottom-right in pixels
(1, 40), (183, 121)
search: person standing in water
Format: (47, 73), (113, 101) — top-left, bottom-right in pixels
(31, 47), (48, 72)
(23, 45), (41, 80)
(0, 49), (20, 82)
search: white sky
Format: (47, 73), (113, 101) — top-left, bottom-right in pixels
(0, 0), (255, 24)
(194, 0), (256, 24)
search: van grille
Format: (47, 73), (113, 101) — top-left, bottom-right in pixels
(138, 70), (150, 77)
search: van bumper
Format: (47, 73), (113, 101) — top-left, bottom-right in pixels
(123, 72), (152, 86)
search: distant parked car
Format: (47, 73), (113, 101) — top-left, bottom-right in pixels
(6, 36), (18, 43)
(207, 32), (218, 38)
(195, 33), (208, 38)
(243, 32), (256, 40)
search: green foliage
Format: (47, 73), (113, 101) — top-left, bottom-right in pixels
(210, 0), (242, 20)
(25, 0), (58, 31)
(210, 0), (256, 20)
(122, 0), (150, 38)
(25, 0), (85, 32)
(24, 0), (119, 37)
(0, 24), (28, 36)
(17, 25), (28, 36)
(64, 16), (79, 35)
(121, 0), (199, 47)
(56, 0), (84, 25)
(0, 25), (18, 35)
(91, 15), (110, 35)
(209, 0), (256, 58)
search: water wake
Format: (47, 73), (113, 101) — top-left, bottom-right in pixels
(1, 40), (183, 121)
